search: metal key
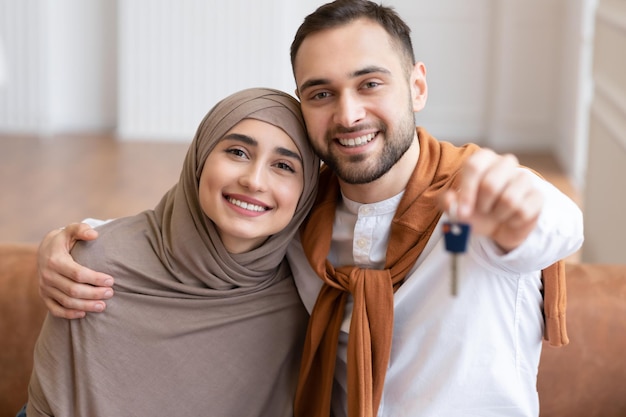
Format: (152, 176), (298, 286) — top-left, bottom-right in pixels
(443, 205), (470, 296)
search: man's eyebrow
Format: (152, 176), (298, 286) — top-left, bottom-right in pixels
(299, 78), (331, 93)
(223, 133), (302, 163)
(352, 65), (391, 78)
(299, 66), (391, 92)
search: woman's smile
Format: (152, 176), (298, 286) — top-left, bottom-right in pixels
(224, 194), (271, 215)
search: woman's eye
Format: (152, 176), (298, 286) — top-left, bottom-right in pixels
(226, 148), (247, 158)
(275, 162), (295, 173)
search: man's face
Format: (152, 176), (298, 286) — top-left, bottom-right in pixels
(293, 18), (426, 185)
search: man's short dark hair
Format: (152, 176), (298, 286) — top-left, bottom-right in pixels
(290, 0), (416, 77)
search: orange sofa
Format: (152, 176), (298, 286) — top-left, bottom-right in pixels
(1, 243), (625, 417)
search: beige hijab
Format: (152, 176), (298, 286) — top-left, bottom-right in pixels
(27, 88), (320, 417)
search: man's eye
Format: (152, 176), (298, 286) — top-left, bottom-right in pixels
(312, 91), (331, 100)
(364, 81), (380, 89)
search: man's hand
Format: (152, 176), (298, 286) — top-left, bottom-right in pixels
(38, 223), (115, 319)
(443, 149), (543, 253)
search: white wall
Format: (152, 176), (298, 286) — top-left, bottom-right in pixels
(44, 0), (117, 133)
(555, 0), (598, 190)
(0, 0), (593, 188)
(486, 0), (566, 151)
(0, 0), (43, 132)
(0, 0), (116, 134)
(397, 0), (494, 143)
(582, 0), (626, 263)
(117, 0), (302, 140)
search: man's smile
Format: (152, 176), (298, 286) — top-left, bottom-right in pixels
(337, 132), (377, 148)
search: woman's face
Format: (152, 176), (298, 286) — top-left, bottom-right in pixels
(199, 118), (305, 253)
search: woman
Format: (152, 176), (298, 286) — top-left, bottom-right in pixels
(25, 88), (320, 417)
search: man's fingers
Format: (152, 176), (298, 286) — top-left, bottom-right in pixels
(39, 253), (114, 292)
(457, 149), (497, 218)
(474, 154), (519, 215)
(44, 254), (115, 288)
(41, 284), (109, 315)
(40, 265), (114, 303)
(458, 150), (519, 219)
(64, 222), (99, 245)
(43, 297), (87, 320)
(488, 171), (540, 224)
(440, 191), (458, 218)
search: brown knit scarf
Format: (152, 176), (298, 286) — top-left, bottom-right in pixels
(294, 128), (567, 417)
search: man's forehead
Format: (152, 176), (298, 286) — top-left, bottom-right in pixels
(294, 37), (401, 91)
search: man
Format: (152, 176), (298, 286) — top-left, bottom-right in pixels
(37, 1), (583, 416)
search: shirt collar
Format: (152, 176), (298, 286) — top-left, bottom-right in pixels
(341, 191), (405, 217)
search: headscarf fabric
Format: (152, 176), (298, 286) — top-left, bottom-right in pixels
(27, 88), (320, 417)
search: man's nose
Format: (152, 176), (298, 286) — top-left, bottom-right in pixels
(333, 92), (366, 127)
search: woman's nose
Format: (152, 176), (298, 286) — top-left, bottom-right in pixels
(239, 163), (267, 191)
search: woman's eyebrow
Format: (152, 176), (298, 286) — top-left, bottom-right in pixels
(275, 146), (302, 163)
(223, 133), (257, 146)
(222, 133), (302, 163)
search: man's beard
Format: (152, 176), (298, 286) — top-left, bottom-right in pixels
(315, 112), (416, 185)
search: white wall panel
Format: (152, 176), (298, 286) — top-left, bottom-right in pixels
(0, 0), (116, 135)
(0, 0), (43, 132)
(555, 0), (597, 190)
(582, 0), (626, 263)
(44, 0), (117, 133)
(486, 0), (566, 152)
(117, 0), (299, 141)
(401, 0), (493, 143)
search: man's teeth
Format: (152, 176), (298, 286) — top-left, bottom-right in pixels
(338, 133), (376, 147)
(227, 197), (267, 212)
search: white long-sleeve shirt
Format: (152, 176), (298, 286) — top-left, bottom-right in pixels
(287, 171), (583, 417)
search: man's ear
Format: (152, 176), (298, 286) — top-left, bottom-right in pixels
(411, 62), (428, 112)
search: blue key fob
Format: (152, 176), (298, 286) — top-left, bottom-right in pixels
(443, 222), (470, 253)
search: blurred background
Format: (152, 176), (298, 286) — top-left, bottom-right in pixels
(0, 0), (623, 263)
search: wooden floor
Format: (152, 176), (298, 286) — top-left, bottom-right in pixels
(0, 133), (581, 248)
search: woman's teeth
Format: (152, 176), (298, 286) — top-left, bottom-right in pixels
(227, 197), (267, 212)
